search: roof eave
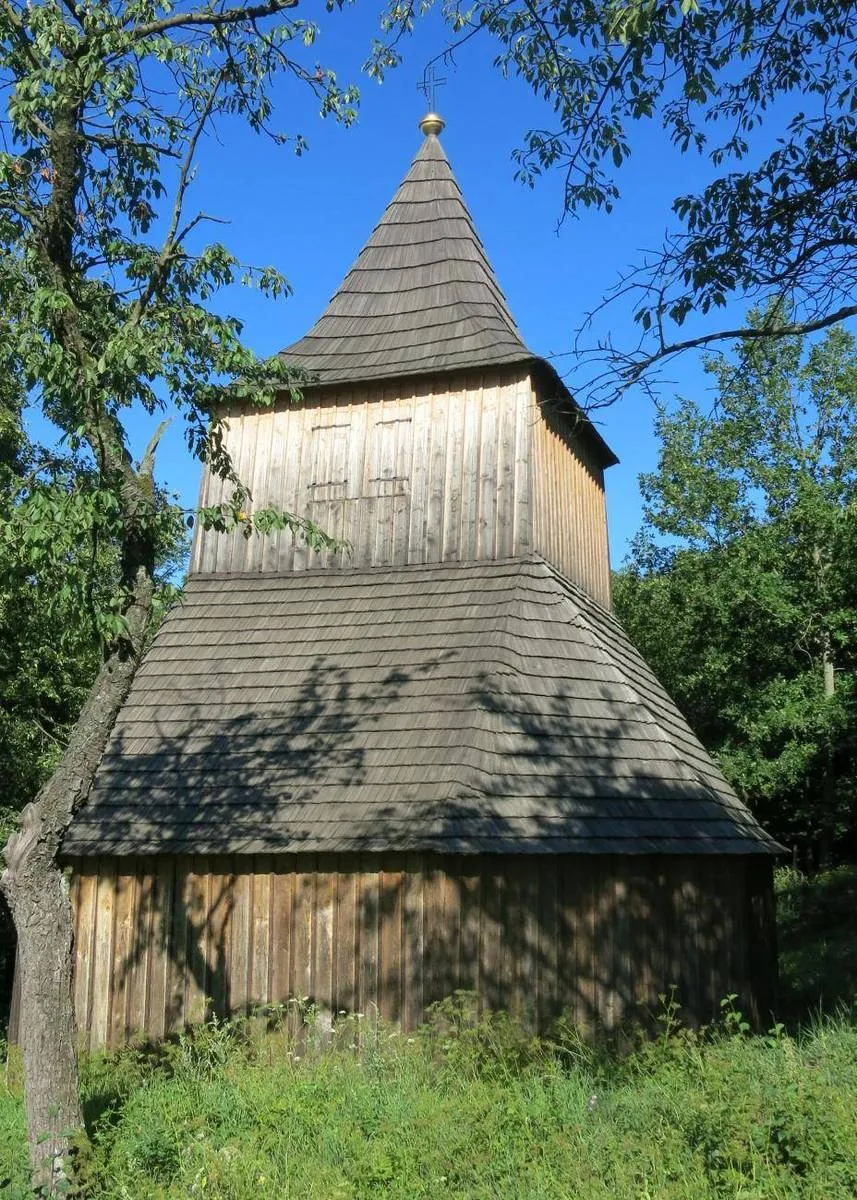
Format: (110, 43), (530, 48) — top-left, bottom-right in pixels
(528, 357), (619, 469)
(277, 352), (620, 471)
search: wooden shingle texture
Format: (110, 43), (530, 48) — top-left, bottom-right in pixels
(279, 132), (532, 384)
(65, 557), (779, 858)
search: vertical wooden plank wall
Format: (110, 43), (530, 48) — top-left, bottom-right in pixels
(530, 395), (612, 609)
(66, 854), (774, 1049)
(189, 369), (534, 575)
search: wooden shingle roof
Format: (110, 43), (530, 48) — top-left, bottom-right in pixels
(65, 557), (779, 857)
(279, 130), (534, 385)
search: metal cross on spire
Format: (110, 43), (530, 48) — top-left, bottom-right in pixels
(417, 63), (447, 112)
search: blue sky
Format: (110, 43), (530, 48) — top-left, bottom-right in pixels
(40, 2), (809, 567)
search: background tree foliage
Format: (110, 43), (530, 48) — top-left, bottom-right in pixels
(0, 397), (100, 841)
(423, 0), (857, 400)
(0, 393), (186, 843)
(614, 316), (857, 861)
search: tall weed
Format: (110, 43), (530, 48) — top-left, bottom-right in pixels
(1, 1001), (853, 1199)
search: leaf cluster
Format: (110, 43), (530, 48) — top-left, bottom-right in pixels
(0, 398), (104, 837)
(614, 317), (857, 851)
(428, 0), (857, 401)
(1, 0), (353, 453)
(0, 1), (366, 616)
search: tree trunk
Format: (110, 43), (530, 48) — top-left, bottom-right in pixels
(818, 642), (837, 870)
(1, 567), (154, 1192)
(812, 546), (837, 870)
(2, 823), (80, 1192)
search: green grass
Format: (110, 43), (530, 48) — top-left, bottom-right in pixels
(1, 866), (856, 1199)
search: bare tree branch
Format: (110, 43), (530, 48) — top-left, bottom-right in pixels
(126, 0), (299, 41)
(622, 305), (857, 381)
(129, 68), (225, 323)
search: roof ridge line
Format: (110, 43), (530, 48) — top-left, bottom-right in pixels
(530, 557), (741, 809)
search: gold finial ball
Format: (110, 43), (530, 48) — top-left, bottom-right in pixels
(419, 111), (445, 137)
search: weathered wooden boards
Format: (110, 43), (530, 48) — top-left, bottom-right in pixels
(64, 853), (776, 1050)
(190, 370), (613, 610)
(531, 399), (612, 609)
(192, 371), (535, 575)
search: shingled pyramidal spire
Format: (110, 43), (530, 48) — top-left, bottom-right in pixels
(280, 113), (533, 385)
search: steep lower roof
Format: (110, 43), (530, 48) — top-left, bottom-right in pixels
(64, 558), (780, 857)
